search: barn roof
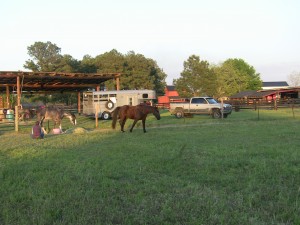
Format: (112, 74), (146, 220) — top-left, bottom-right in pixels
(262, 81), (289, 87)
(0, 71), (121, 92)
(230, 88), (300, 99)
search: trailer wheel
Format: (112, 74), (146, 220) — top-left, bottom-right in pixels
(212, 109), (221, 119)
(175, 110), (184, 119)
(102, 111), (111, 120)
(105, 100), (114, 109)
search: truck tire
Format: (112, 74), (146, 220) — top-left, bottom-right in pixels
(212, 109), (221, 119)
(175, 110), (184, 119)
(105, 100), (114, 109)
(101, 111), (111, 120)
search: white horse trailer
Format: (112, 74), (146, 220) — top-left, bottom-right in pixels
(82, 90), (156, 120)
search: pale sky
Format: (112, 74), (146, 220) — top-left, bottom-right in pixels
(1, 0), (299, 85)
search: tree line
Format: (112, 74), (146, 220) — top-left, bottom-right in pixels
(24, 41), (262, 99)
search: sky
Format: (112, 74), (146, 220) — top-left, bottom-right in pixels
(1, 0), (299, 85)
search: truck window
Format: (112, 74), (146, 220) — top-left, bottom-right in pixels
(191, 98), (207, 104)
(142, 93), (148, 98)
(206, 98), (218, 104)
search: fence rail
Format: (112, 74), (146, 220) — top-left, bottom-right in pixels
(226, 99), (300, 111)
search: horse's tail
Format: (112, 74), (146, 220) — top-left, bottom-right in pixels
(111, 107), (121, 129)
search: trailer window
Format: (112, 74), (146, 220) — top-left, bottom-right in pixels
(142, 93), (148, 98)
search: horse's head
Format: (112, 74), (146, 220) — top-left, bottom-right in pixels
(70, 113), (77, 125)
(64, 112), (77, 125)
(153, 106), (161, 120)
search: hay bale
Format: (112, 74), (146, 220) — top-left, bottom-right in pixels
(64, 127), (88, 134)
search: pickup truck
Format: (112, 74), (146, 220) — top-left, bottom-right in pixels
(169, 97), (232, 119)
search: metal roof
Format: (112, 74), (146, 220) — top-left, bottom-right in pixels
(262, 81), (289, 87)
(0, 71), (121, 92)
(230, 88), (300, 99)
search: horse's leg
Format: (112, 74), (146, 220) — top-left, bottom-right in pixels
(40, 116), (44, 127)
(58, 119), (62, 131)
(40, 117), (48, 134)
(130, 119), (139, 132)
(120, 118), (127, 132)
(142, 118), (146, 133)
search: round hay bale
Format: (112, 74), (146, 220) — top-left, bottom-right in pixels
(64, 127), (88, 134)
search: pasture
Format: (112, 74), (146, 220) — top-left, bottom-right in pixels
(1, 109), (300, 224)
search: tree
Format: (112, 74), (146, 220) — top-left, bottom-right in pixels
(56, 54), (81, 73)
(213, 63), (243, 98)
(222, 58), (262, 91)
(93, 50), (167, 94)
(173, 55), (215, 97)
(122, 51), (166, 95)
(287, 71), (300, 87)
(24, 41), (63, 72)
(79, 55), (97, 73)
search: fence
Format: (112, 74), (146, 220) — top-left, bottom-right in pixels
(226, 99), (300, 111)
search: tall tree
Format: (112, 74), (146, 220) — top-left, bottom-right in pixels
(24, 41), (62, 72)
(122, 51), (166, 95)
(222, 58), (262, 91)
(79, 55), (97, 73)
(93, 50), (166, 94)
(173, 55), (215, 97)
(213, 63), (243, 98)
(56, 54), (81, 73)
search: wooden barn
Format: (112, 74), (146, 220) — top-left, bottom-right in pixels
(157, 85), (185, 108)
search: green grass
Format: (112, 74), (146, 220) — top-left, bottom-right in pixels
(1, 108), (300, 224)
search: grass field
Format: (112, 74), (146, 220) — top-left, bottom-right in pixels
(1, 108), (300, 224)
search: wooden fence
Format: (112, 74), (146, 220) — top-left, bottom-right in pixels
(226, 99), (300, 111)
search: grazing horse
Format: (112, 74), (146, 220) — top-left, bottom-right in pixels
(112, 104), (160, 133)
(36, 106), (76, 132)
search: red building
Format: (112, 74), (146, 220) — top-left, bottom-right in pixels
(157, 85), (184, 108)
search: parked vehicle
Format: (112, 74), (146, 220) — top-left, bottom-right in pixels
(169, 97), (232, 119)
(82, 90), (156, 120)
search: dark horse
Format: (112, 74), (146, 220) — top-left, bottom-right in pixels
(36, 106), (77, 132)
(112, 104), (160, 133)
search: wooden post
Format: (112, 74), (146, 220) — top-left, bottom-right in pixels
(17, 76), (21, 107)
(14, 76), (21, 132)
(95, 104), (99, 128)
(221, 98), (224, 119)
(6, 85), (10, 108)
(292, 100), (295, 119)
(15, 105), (19, 132)
(77, 92), (81, 114)
(116, 77), (120, 90)
(257, 100), (260, 120)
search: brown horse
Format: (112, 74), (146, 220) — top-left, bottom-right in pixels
(36, 106), (76, 132)
(112, 104), (160, 133)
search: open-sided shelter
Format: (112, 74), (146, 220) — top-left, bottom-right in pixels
(0, 71), (121, 131)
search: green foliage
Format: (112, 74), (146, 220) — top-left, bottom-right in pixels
(173, 55), (215, 97)
(174, 56), (262, 98)
(94, 50), (167, 94)
(1, 109), (300, 224)
(79, 55), (97, 73)
(24, 43), (166, 95)
(222, 58), (262, 91)
(213, 62), (244, 97)
(55, 54), (81, 73)
(24, 41), (63, 72)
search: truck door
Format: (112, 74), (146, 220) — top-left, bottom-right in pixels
(190, 98), (210, 114)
